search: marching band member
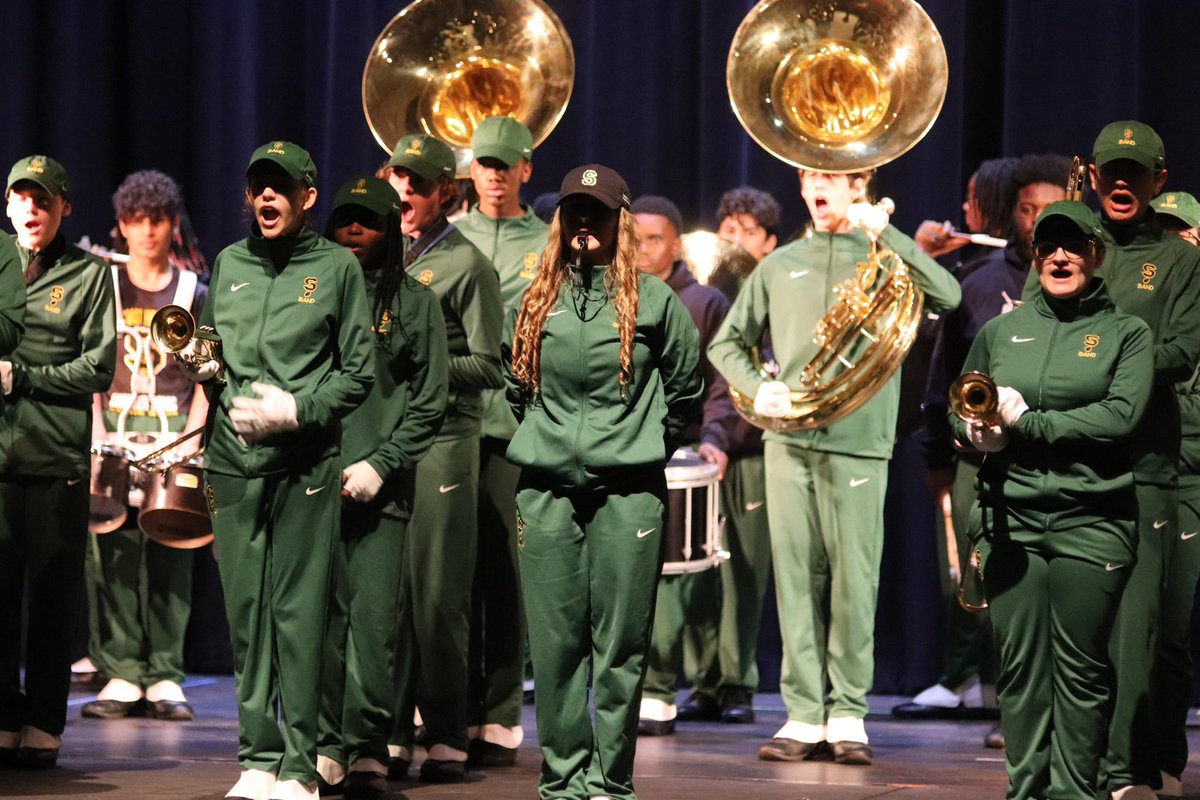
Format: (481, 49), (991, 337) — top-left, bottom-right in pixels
(902, 154), (1068, 748)
(190, 141), (374, 800)
(83, 169), (208, 723)
(710, 168), (960, 765)
(630, 194), (734, 737)
(315, 176), (448, 798)
(956, 201), (1152, 800)
(504, 165), (702, 800)
(1149, 189), (1200, 799)
(1024, 123), (1200, 800)
(383, 134), (503, 783)
(455, 116), (546, 766)
(687, 187), (781, 725)
(0, 155), (114, 769)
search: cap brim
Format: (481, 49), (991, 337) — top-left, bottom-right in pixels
(387, 155), (441, 183)
(557, 188), (623, 210)
(246, 156), (306, 182)
(474, 145), (525, 167)
(1093, 149), (1158, 170)
(334, 196), (398, 218)
(6, 175), (60, 196)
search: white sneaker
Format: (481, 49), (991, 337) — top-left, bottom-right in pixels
(226, 769), (276, 800)
(268, 779), (317, 800)
(910, 683), (960, 708)
(1112, 786), (1158, 800)
(1158, 771), (1183, 798)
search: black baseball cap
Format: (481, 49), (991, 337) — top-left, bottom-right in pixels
(557, 164), (630, 210)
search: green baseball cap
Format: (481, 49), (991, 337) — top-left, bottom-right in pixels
(1092, 120), (1165, 170)
(388, 135), (455, 182)
(472, 116), (533, 167)
(1151, 191), (1200, 228)
(7, 155), (70, 197)
(247, 140), (317, 187)
(332, 176), (400, 219)
(1034, 200), (1104, 241)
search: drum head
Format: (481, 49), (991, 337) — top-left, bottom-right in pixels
(138, 508), (212, 549)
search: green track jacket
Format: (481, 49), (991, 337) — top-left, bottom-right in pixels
(456, 205), (547, 440)
(406, 225), (503, 439)
(953, 281), (1153, 565)
(503, 264), (705, 490)
(200, 228), (374, 477)
(1024, 214), (1200, 486)
(709, 226), (962, 459)
(0, 236), (115, 478)
(342, 270), (449, 493)
(0, 236), (25, 356)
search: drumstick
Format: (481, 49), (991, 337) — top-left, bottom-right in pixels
(949, 231), (1007, 248)
(941, 490), (959, 584)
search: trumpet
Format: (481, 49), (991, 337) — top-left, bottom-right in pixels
(948, 370), (999, 425)
(150, 305), (225, 384)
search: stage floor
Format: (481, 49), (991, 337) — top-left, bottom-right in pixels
(3, 677), (1198, 799)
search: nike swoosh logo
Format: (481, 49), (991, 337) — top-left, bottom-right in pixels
(636, 528), (656, 539)
(1010, 336), (1035, 343)
(849, 478), (870, 487)
(67, 478), (81, 486)
(1105, 563), (1124, 572)
(1182, 532), (1199, 541)
(439, 483), (460, 494)
(744, 501), (764, 511)
(1154, 519), (1168, 529)
(547, 310), (567, 316)
(230, 282), (250, 292)
(789, 270), (809, 279)
(305, 486), (326, 495)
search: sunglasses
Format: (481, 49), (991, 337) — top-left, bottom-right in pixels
(1033, 239), (1093, 259)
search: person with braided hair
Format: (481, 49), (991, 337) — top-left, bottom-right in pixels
(503, 164), (703, 800)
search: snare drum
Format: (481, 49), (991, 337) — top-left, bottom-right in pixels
(89, 443), (133, 533)
(138, 454), (212, 549)
(662, 448), (727, 575)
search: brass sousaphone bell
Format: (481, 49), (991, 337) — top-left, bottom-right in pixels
(724, 0), (949, 431)
(150, 305), (225, 383)
(362, 0), (575, 177)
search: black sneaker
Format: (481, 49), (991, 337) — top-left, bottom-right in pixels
(676, 692), (722, 722)
(719, 688), (756, 724)
(81, 699), (143, 719)
(636, 717), (675, 736)
(386, 757), (410, 781)
(344, 771), (386, 798)
(419, 758), (466, 783)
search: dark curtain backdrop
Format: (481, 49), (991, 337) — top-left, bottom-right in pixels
(5, 0), (1199, 692)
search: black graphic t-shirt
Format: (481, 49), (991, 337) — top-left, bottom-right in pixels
(100, 267), (208, 437)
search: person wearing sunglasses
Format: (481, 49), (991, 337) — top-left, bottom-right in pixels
(956, 201), (1153, 800)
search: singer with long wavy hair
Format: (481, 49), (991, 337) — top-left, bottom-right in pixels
(503, 164), (704, 800)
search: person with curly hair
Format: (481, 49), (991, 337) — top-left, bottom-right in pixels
(503, 164), (703, 800)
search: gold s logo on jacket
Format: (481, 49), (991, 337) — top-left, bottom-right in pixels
(1078, 334), (1100, 358)
(418, 269), (433, 286)
(520, 251), (538, 280)
(1138, 263), (1157, 291)
(298, 276), (318, 304)
(44, 285), (65, 314)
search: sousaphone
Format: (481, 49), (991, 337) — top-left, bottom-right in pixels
(362, 0), (575, 176)
(724, 0), (948, 431)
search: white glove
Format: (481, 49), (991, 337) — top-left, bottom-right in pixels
(996, 386), (1029, 427)
(753, 380), (792, 419)
(967, 421), (1008, 453)
(0, 361), (12, 395)
(229, 382), (299, 444)
(846, 200), (891, 240)
(342, 460), (384, 503)
(176, 339), (221, 383)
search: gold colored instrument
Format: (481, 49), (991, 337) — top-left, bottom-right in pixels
(724, 0), (948, 431)
(1066, 155), (1087, 202)
(362, 0), (575, 176)
(727, 0), (948, 172)
(680, 231), (757, 287)
(948, 370), (999, 425)
(150, 305), (225, 384)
